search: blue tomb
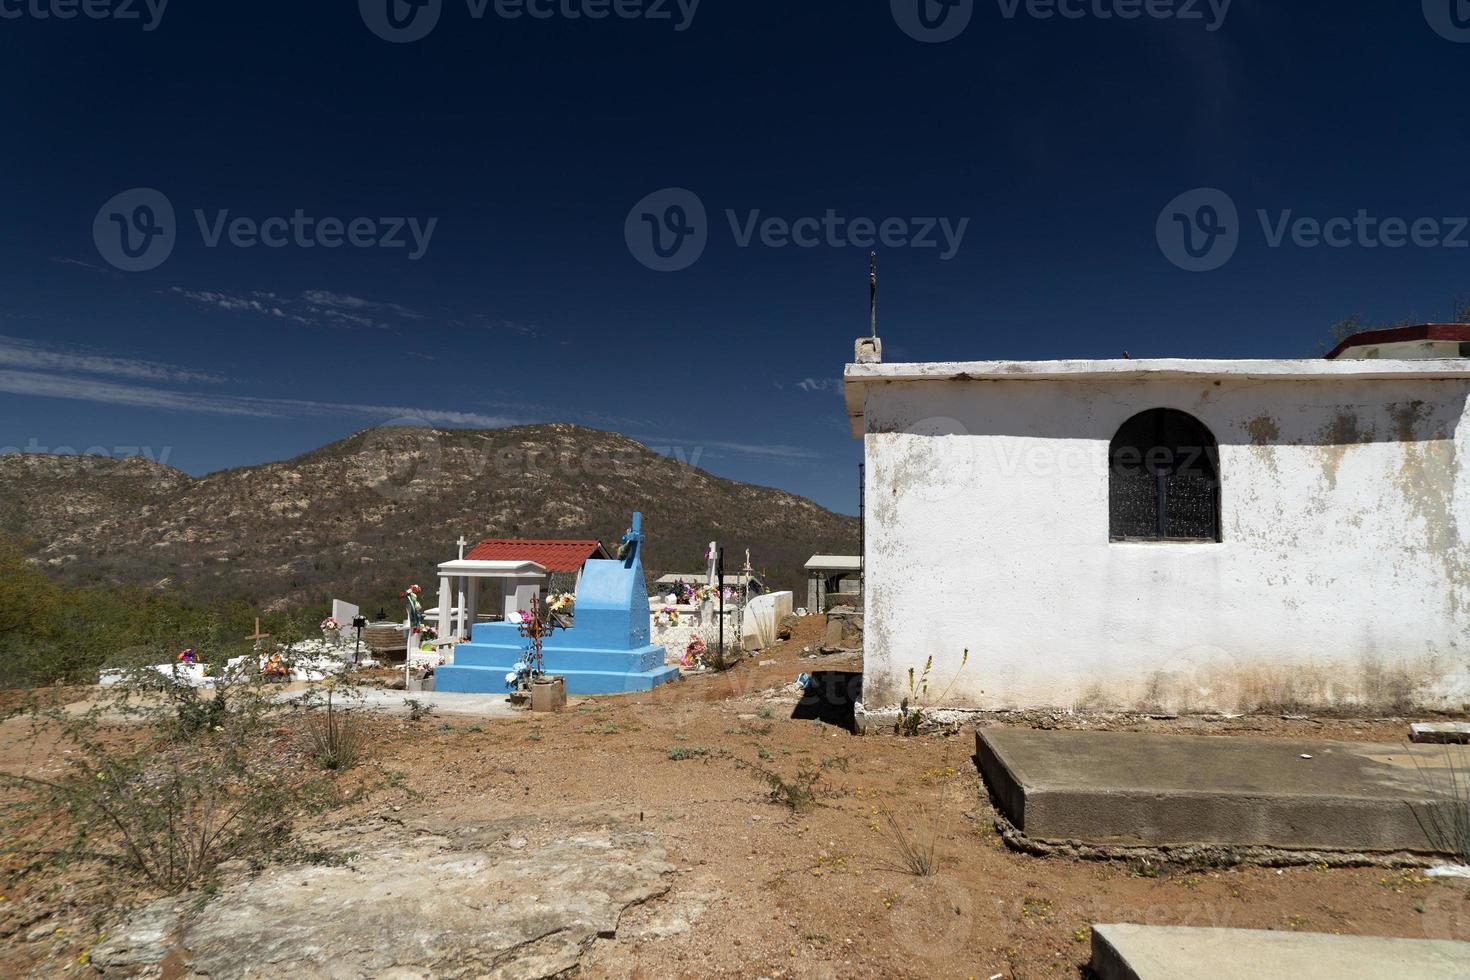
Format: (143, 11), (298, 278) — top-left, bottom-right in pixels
(436, 513), (682, 696)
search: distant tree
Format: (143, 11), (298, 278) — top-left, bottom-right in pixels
(0, 537), (62, 642)
(1452, 296), (1470, 324)
(1323, 296), (1470, 350)
(1327, 314), (1366, 348)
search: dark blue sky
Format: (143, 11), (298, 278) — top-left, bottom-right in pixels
(2, 1), (1468, 515)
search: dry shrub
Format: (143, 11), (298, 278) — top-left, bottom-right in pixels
(747, 756), (848, 814)
(896, 649), (969, 737)
(1, 665), (353, 894)
(1409, 744), (1470, 864)
(305, 685), (368, 771)
(877, 805), (938, 876)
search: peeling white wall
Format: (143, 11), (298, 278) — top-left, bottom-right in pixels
(862, 376), (1470, 714)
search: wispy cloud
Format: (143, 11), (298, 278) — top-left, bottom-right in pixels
(170, 285), (537, 341)
(303, 289), (423, 320)
(638, 434), (820, 462)
(0, 335), (227, 384)
(0, 367), (516, 427)
(172, 289), (319, 326)
(0, 369), (258, 416)
(455, 313), (540, 337)
(796, 377), (842, 394)
(703, 440), (821, 460)
(172, 288), (424, 330)
(50, 257), (108, 273)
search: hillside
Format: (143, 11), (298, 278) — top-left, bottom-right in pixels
(0, 424), (858, 610)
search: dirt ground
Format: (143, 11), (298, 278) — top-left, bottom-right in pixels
(3, 617), (1469, 978)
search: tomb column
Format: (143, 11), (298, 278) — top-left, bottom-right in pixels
(465, 578), (480, 640)
(438, 576), (452, 648)
(503, 576), (535, 620)
(457, 577), (468, 641)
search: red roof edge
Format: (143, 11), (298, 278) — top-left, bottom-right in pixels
(1324, 323), (1470, 360)
(464, 538), (610, 573)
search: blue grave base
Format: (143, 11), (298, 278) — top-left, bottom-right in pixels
(435, 516), (682, 696)
(435, 622), (681, 695)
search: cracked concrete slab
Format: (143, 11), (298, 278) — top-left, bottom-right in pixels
(1091, 924), (1470, 979)
(92, 817), (675, 979)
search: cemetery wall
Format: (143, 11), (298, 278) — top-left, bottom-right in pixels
(860, 373), (1470, 714)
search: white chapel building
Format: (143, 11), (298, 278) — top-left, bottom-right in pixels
(845, 325), (1470, 716)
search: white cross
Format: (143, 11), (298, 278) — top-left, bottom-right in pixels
(457, 535), (468, 560)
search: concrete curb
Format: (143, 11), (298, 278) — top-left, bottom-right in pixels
(1090, 924), (1470, 979)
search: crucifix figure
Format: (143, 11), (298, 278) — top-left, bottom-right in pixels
(618, 512), (645, 566)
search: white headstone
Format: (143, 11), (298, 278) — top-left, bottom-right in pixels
(331, 599), (360, 625)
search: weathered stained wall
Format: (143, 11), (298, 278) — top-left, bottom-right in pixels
(862, 376), (1470, 714)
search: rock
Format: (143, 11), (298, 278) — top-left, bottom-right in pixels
(96, 823), (675, 979)
(91, 901), (178, 973)
(821, 608), (863, 654)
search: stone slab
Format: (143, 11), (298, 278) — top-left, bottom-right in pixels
(318, 688), (520, 718)
(976, 727), (1469, 852)
(1412, 722), (1470, 744)
(330, 598), (360, 626)
(1091, 924), (1470, 980)
(94, 814), (673, 979)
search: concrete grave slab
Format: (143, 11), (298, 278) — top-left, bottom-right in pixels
(976, 727), (1468, 853)
(1091, 924), (1470, 980)
(1412, 722), (1470, 745)
(93, 813), (674, 979)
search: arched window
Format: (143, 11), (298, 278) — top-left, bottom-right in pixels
(1109, 409), (1221, 542)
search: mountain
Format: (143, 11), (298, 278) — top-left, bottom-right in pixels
(0, 424), (858, 610)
